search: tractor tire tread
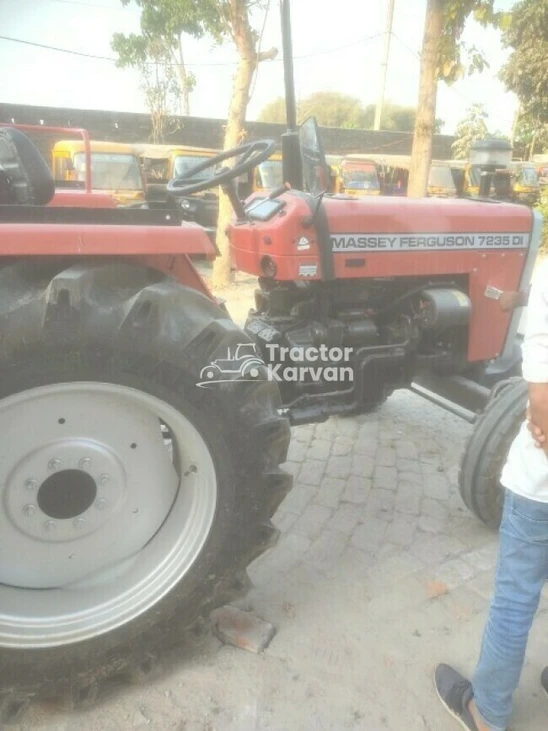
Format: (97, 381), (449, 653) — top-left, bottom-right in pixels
(0, 259), (291, 712)
(458, 378), (527, 528)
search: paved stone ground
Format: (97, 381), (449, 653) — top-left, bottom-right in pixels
(20, 388), (548, 731)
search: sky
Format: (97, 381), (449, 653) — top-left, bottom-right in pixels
(0, 0), (518, 136)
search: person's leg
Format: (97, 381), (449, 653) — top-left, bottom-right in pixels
(435, 489), (548, 730)
(471, 490), (548, 729)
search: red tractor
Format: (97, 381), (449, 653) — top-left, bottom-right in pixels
(0, 0), (538, 720)
(0, 122), (118, 209)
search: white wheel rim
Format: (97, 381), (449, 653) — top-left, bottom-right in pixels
(0, 383), (217, 648)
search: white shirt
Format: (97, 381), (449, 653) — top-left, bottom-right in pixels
(501, 258), (548, 501)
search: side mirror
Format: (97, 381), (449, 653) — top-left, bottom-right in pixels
(298, 116), (328, 197)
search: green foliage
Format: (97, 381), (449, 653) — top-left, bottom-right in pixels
(112, 0), (223, 116)
(451, 103), (489, 159)
(299, 92), (366, 129)
(112, 0), (216, 67)
(513, 115), (548, 160)
(116, 0), (220, 48)
(536, 188), (548, 254)
(256, 97), (286, 123)
(500, 0), (548, 126)
(439, 0), (509, 82)
(257, 94), (444, 133)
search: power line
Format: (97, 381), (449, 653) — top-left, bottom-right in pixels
(50, 0), (118, 8)
(0, 33), (383, 68)
(0, 35), (236, 67)
(296, 34), (382, 59)
(389, 32), (420, 60)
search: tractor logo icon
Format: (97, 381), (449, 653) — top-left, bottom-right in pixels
(197, 343), (265, 388)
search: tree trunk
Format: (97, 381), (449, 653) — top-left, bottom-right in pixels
(407, 0), (444, 198)
(510, 104), (521, 149)
(173, 41), (191, 116)
(180, 76), (190, 117)
(529, 129), (538, 160)
(211, 1), (257, 290)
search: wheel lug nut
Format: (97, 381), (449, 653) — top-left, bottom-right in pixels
(95, 498), (107, 510)
(98, 474), (110, 485)
(22, 504), (36, 517)
(79, 458), (91, 470)
(48, 459), (62, 471)
(44, 520), (56, 532)
(73, 517), (86, 530)
(25, 478), (38, 491)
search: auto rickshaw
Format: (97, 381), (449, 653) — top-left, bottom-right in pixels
(532, 155), (548, 189)
(254, 152), (283, 193)
(135, 144), (220, 228)
(508, 161), (540, 205)
(51, 140), (146, 206)
(325, 154), (342, 194)
(428, 160), (459, 197)
(334, 154), (382, 196)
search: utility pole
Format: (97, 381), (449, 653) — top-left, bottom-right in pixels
(374, 0), (396, 131)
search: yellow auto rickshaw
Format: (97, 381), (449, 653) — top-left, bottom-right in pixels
(325, 154), (342, 194)
(428, 160), (459, 197)
(448, 160), (513, 200)
(509, 161), (540, 205)
(135, 144), (218, 183)
(533, 155), (548, 188)
(254, 152), (283, 193)
(51, 140), (146, 206)
(135, 144), (222, 227)
(334, 154), (382, 196)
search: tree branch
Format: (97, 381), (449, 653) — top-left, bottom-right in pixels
(258, 46), (278, 62)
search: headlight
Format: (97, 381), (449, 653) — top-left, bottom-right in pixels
(180, 199), (192, 210)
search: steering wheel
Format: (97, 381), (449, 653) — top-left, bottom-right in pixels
(167, 139), (277, 196)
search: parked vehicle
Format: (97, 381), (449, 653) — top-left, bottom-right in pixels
(136, 144), (219, 228)
(52, 140), (146, 206)
(448, 160), (513, 200)
(509, 161), (540, 205)
(428, 160), (459, 197)
(325, 154), (343, 193)
(334, 154), (382, 196)
(532, 155), (548, 188)
(254, 152), (283, 193)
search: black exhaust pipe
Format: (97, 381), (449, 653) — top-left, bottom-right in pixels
(280, 0), (303, 190)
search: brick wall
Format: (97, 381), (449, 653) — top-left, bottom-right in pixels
(0, 103), (456, 159)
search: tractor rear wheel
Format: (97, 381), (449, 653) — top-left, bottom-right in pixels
(458, 378), (527, 529)
(0, 259), (291, 720)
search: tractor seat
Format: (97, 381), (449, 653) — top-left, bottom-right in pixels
(0, 127), (55, 206)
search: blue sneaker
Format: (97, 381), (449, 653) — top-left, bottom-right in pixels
(434, 664), (479, 730)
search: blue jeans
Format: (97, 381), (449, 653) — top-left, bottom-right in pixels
(472, 489), (548, 730)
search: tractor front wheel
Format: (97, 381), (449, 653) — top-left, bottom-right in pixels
(458, 378), (527, 529)
(0, 259), (291, 720)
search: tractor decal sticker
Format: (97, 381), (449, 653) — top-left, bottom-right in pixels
(197, 343), (265, 387)
(331, 232), (529, 252)
(198, 343), (353, 388)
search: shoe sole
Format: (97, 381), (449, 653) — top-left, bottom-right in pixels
(432, 668), (476, 731)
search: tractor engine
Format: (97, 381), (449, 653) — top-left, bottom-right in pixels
(230, 191), (538, 425)
(246, 276), (471, 423)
